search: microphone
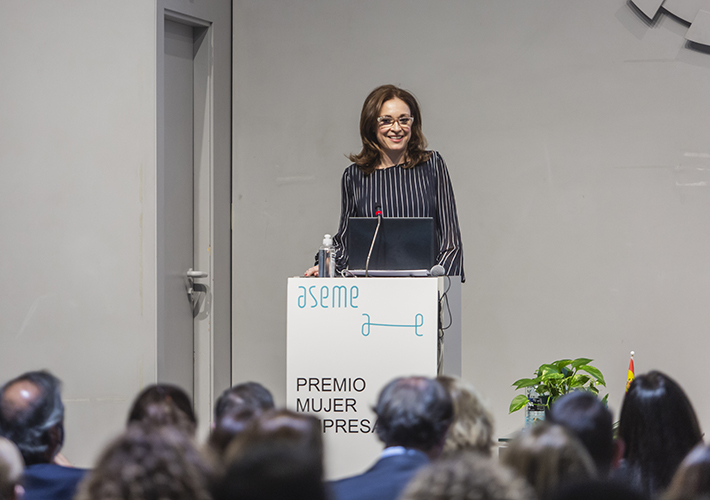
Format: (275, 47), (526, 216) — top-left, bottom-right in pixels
(429, 264), (446, 277)
(365, 202), (383, 277)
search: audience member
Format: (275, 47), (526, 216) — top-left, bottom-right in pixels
(548, 390), (619, 476)
(0, 371), (87, 500)
(208, 382), (275, 461)
(213, 409), (326, 500)
(127, 384), (197, 436)
(663, 444), (710, 500)
(0, 437), (24, 500)
(330, 376), (454, 500)
(548, 479), (649, 500)
(617, 371), (702, 497)
(502, 422), (596, 499)
(214, 382), (274, 421)
(400, 451), (533, 500)
(75, 424), (211, 500)
(437, 375), (494, 456)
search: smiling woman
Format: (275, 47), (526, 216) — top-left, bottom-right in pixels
(305, 84), (465, 280)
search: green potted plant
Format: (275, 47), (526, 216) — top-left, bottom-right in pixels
(509, 358), (607, 421)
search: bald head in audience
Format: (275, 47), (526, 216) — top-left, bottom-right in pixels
(0, 371), (87, 500)
(0, 371), (64, 466)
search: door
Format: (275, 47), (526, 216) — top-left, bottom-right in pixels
(157, 0), (232, 436)
(158, 18), (197, 399)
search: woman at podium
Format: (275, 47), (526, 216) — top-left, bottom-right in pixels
(305, 85), (464, 280)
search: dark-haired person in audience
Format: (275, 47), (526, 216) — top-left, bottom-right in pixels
(502, 422), (596, 500)
(127, 383), (197, 436)
(223, 408), (323, 465)
(400, 452), (533, 500)
(214, 382), (274, 421)
(437, 376), (494, 456)
(75, 424), (211, 500)
(213, 409), (326, 500)
(663, 444), (710, 500)
(0, 371), (88, 500)
(330, 376), (454, 500)
(617, 371), (702, 498)
(0, 437), (24, 500)
(548, 390), (621, 477)
(208, 382), (275, 462)
(548, 479), (649, 500)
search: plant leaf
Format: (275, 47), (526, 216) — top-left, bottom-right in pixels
(571, 358), (593, 368)
(579, 365), (606, 386)
(539, 364), (561, 375)
(512, 377), (540, 389)
(601, 394), (609, 406)
(544, 373), (565, 380)
(570, 374), (590, 387)
(587, 385), (599, 395)
(509, 395), (529, 413)
(554, 359), (573, 370)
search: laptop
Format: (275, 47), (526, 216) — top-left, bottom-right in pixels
(347, 217), (435, 277)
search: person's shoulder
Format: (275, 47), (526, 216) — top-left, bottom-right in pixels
(25, 463), (89, 479)
(413, 151), (442, 166)
(342, 163), (365, 181)
(429, 150), (446, 164)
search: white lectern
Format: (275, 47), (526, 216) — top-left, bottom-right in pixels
(286, 276), (461, 479)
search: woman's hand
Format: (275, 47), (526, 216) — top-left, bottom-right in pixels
(304, 265), (319, 277)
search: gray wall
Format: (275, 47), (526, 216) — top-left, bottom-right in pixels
(232, 0), (710, 438)
(0, 1), (157, 466)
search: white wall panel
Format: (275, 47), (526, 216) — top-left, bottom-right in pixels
(0, 1), (157, 466)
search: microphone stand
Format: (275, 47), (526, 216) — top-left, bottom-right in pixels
(365, 205), (382, 278)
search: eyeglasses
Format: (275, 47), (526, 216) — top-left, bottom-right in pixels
(377, 115), (414, 129)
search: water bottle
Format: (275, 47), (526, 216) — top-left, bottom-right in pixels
(524, 387), (546, 427)
(318, 234), (336, 278)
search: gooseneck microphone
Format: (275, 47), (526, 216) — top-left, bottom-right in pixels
(365, 203), (383, 277)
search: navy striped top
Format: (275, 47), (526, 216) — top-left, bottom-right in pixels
(333, 151), (465, 281)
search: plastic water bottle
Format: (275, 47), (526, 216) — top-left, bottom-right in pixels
(318, 234), (336, 278)
(524, 387), (546, 427)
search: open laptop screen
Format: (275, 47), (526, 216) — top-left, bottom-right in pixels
(348, 217), (435, 271)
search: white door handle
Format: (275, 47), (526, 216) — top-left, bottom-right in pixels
(187, 268), (208, 279)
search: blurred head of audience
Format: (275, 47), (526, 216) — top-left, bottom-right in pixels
(127, 384), (197, 437)
(214, 382), (274, 421)
(503, 422), (596, 499)
(76, 424), (211, 500)
(0, 437), (24, 500)
(618, 370), (702, 497)
(401, 452), (533, 500)
(208, 382), (275, 460)
(374, 376), (454, 458)
(548, 390), (618, 476)
(548, 479), (649, 500)
(663, 444), (710, 500)
(437, 375), (494, 456)
(213, 409), (325, 500)
(0, 371), (64, 466)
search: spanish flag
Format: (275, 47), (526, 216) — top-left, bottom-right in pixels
(626, 351), (635, 392)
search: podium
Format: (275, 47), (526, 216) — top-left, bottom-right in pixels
(286, 276), (461, 479)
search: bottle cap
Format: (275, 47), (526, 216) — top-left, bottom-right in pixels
(323, 234), (333, 246)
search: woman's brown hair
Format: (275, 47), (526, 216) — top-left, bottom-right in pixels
(348, 84), (431, 174)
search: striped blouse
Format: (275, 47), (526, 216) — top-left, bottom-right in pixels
(333, 151), (465, 281)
